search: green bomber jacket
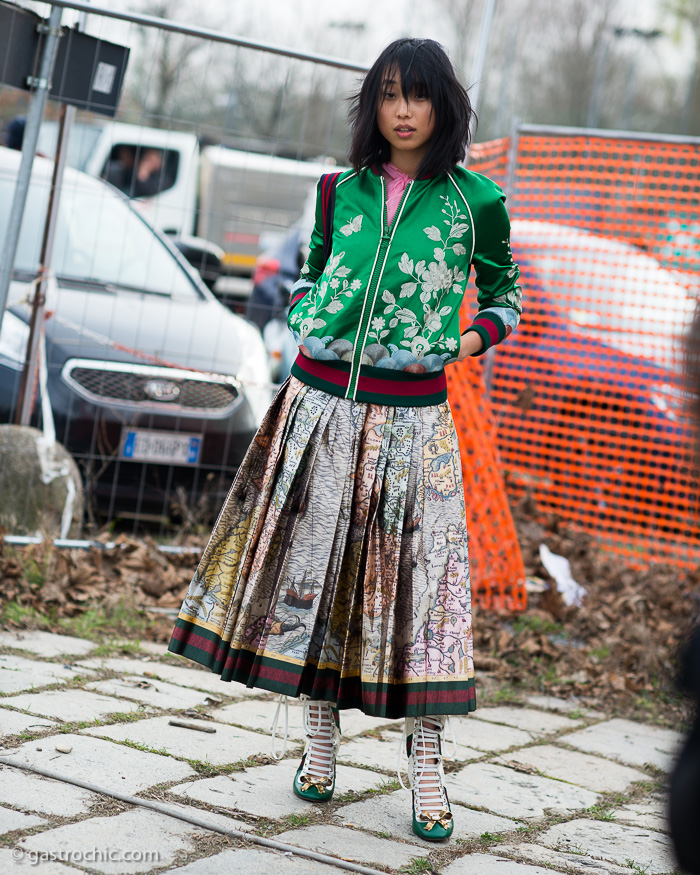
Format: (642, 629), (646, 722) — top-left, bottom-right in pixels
(287, 164), (522, 406)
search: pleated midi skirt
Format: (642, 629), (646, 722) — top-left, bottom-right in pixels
(168, 376), (476, 718)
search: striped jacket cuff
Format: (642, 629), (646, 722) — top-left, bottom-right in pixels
(462, 311), (513, 356)
(290, 278), (313, 309)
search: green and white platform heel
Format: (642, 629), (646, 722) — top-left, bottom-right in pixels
(292, 696), (341, 803)
(401, 715), (454, 841)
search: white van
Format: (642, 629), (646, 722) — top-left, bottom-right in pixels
(39, 120), (337, 294)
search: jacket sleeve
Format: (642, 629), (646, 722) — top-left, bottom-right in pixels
(289, 176), (326, 312)
(462, 183), (522, 356)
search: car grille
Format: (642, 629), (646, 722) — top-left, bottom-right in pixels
(61, 359), (241, 418)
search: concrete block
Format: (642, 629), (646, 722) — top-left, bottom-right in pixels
(612, 798), (669, 832)
(0, 630), (95, 657)
(444, 762), (598, 819)
(443, 854), (568, 874)
(451, 716), (534, 752)
(526, 695), (605, 719)
(19, 807), (209, 874)
(539, 818), (677, 875)
(1, 734), (196, 794)
(0, 845), (84, 873)
(275, 824), (429, 868)
(76, 657), (261, 698)
(210, 700), (305, 740)
(0, 765), (101, 815)
(81, 715), (272, 764)
(560, 719), (682, 771)
(84, 677), (212, 710)
(498, 744), (648, 793)
(493, 844), (633, 875)
(335, 790), (519, 845)
(0, 806), (46, 834)
(171, 759), (385, 820)
(0, 709), (56, 738)
(0, 654), (88, 694)
(165, 847), (352, 874)
(472, 706), (579, 735)
(1, 689), (149, 723)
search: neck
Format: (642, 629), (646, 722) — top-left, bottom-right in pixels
(388, 148), (425, 179)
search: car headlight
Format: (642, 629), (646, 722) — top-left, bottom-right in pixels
(0, 311), (29, 368)
(236, 328), (273, 427)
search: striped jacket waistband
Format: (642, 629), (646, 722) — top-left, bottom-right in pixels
(291, 352), (448, 407)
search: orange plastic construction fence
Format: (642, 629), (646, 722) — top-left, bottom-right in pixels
(447, 355), (527, 612)
(466, 127), (700, 568)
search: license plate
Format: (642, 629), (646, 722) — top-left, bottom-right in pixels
(121, 429), (202, 465)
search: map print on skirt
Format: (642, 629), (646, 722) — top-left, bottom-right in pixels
(168, 375), (476, 718)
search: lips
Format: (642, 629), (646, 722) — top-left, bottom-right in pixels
(395, 126), (415, 133)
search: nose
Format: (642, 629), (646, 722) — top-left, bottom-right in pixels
(396, 96), (411, 117)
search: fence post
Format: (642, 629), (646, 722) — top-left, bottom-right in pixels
(0, 5), (63, 337)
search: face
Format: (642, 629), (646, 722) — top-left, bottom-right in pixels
(376, 69), (436, 167)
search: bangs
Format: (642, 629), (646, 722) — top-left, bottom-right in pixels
(378, 45), (440, 103)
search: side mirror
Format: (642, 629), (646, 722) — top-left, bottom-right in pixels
(170, 234), (224, 291)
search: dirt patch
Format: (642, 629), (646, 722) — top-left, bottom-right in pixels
(1, 510), (698, 726)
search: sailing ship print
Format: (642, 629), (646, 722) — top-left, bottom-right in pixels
(283, 571), (319, 609)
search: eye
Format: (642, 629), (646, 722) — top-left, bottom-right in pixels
(383, 90), (396, 99)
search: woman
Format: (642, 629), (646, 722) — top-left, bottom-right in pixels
(168, 37), (522, 841)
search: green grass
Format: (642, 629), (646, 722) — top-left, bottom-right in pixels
(512, 614), (564, 637)
(625, 860), (651, 874)
(400, 858), (433, 874)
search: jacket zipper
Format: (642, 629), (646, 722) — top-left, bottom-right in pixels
(346, 177), (413, 399)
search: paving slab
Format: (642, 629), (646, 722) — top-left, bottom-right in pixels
(539, 818), (677, 875)
(0, 708), (56, 738)
(167, 847), (351, 874)
(275, 824), (429, 868)
(1, 845), (85, 874)
(210, 700), (305, 741)
(335, 790), (519, 846)
(19, 807), (209, 875)
(526, 695), (606, 719)
(84, 676), (213, 710)
(337, 709), (404, 737)
(444, 762), (599, 819)
(75, 657), (261, 698)
(0, 654), (90, 694)
(496, 844), (633, 875)
(0, 806), (46, 834)
(171, 759), (386, 819)
(560, 718), (683, 771)
(81, 715), (273, 764)
(0, 631), (96, 657)
(497, 744), (648, 793)
(472, 706), (580, 735)
(338, 730), (481, 772)
(1, 734), (196, 794)
(451, 716), (534, 752)
(612, 798), (669, 832)
(0, 765), (102, 816)
(156, 800), (254, 833)
(0, 689), (149, 722)
(443, 854), (568, 874)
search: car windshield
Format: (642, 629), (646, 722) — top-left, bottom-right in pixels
(0, 172), (199, 299)
(516, 236), (696, 368)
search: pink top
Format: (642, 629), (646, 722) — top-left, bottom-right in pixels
(381, 162), (414, 225)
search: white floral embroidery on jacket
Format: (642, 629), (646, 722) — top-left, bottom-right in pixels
(380, 196), (468, 359)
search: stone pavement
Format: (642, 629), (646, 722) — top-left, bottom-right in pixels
(0, 629), (685, 874)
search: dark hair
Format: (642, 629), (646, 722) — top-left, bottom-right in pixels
(348, 38), (474, 179)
